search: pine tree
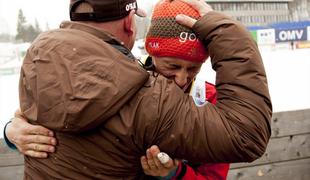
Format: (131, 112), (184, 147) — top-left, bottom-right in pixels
(45, 22), (50, 31)
(34, 19), (41, 33)
(15, 9), (27, 42)
(25, 25), (36, 42)
(15, 10), (42, 42)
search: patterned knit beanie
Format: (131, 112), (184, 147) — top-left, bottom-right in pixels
(145, 0), (208, 63)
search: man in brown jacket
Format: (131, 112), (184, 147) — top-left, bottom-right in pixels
(4, 0), (272, 179)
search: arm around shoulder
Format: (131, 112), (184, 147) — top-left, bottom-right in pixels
(154, 12), (272, 163)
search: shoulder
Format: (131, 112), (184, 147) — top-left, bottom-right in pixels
(136, 74), (188, 118)
(134, 73), (186, 109)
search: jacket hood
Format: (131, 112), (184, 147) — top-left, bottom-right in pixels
(19, 21), (149, 132)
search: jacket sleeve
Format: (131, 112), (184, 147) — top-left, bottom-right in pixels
(152, 11), (272, 163)
(3, 121), (17, 150)
(195, 163), (229, 180)
(170, 162), (229, 180)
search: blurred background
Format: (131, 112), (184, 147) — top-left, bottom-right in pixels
(0, 0), (309, 179)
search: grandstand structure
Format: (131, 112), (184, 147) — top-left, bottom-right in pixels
(206, 0), (310, 26)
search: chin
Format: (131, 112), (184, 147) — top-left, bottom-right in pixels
(129, 41), (135, 50)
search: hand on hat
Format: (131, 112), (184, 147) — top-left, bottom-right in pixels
(176, 0), (213, 28)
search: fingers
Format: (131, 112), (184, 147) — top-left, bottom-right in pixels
(149, 145), (175, 169)
(142, 150), (162, 176)
(23, 150), (49, 158)
(16, 143), (55, 157)
(146, 149), (159, 170)
(10, 117), (56, 143)
(176, 0), (213, 28)
(141, 156), (150, 171)
(162, 156), (175, 169)
(15, 134), (56, 147)
(29, 143), (55, 153)
(176, 14), (197, 28)
(12, 117), (54, 137)
(157, 152), (170, 164)
(25, 124), (54, 137)
(12, 135), (56, 157)
(6, 116), (57, 157)
(149, 146), (164, 169)
(141, 145), (179, 177)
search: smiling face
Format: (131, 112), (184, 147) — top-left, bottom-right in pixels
(153, 56), (203, 91)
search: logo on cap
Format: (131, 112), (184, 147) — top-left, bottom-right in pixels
(148, 42), (159, 49)
(179, 32), (198, 43)
(126, 2), (137, 11)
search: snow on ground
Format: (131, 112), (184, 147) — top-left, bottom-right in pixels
(0, 44), (310, 138)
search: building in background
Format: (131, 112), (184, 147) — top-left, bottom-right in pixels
(132, 0), (310, 57)
(206, 0), (310, 26)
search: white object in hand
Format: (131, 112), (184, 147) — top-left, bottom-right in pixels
(157, 152), (170, 164)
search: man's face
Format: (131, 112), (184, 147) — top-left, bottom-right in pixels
(153, 56), (203, 91)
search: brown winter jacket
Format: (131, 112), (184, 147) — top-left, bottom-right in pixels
(20, 11), (272, 179)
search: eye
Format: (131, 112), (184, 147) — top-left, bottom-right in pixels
(168, 64), (181, 70)
(188, 66), (200, 72)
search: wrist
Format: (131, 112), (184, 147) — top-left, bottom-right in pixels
(3, 120), (17, 150)
(155, 165), (179, 180)
(173, 161), (187, 180)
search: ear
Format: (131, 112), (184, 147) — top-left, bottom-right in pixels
(123, 10), (136, 35)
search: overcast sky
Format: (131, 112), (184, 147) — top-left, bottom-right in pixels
(0, 0), (157, 34)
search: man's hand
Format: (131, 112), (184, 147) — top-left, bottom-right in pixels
(5, 110), (57, 158)
(141, 145), (179, 178)
(176, 0), (213, 28)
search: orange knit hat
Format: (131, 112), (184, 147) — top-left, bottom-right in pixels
(145, 0), (208, 63)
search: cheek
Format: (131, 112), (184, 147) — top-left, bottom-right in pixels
(157, 68), (176, 78)
(188, 71), (199, 79)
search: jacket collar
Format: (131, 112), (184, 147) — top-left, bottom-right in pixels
(59, 21), (124, 47)
(59, 21), (136, 60)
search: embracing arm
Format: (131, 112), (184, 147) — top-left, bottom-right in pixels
(4, 110), (57, 158)
(151, 10), (271, 163)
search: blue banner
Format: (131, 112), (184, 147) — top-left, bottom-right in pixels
(308, 26), (310, 41)
(275, 28), (308, 42)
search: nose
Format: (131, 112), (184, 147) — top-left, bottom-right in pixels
(174, 71), (189, 89)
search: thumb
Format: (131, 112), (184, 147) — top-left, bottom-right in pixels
(162, 157), (175, 168)
(15, 109), (25, 119)
(174, 159), (180, 166)
(176, 14), (197, 28)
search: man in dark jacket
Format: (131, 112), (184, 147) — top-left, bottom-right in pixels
(4, 0), (272, 179)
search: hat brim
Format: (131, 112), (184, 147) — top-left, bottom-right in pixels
(135, 8), (147, 17)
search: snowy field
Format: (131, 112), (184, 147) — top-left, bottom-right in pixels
(0, 45), (310, 138)
(197, 47), (310, 113)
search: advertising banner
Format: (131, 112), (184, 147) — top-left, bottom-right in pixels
(275, 27), (307, 43)
(308, 26), (310, 41)
(249, 30), (257, 42)
(296, 41), (310, 49)
(257, 29), (275, 45)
